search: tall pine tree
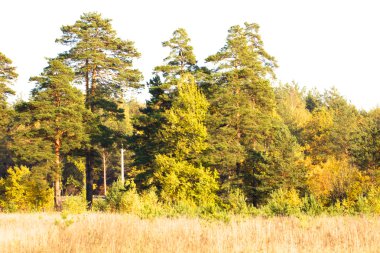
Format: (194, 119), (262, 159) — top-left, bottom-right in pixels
(204, 23), (304, 203)
(131, 28), (197, 181)
(0, 52), (17, 175)
(56, 12), (142, 207)
(28, 59), (86, 210)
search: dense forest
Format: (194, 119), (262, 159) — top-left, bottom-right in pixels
(0, 12), (379, 215)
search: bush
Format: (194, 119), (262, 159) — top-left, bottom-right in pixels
(301, 194), (324, 216)
(225, 188), (250, 214)
(105, 180), (126, 211)
(120, 189), (141, 213)
(354, 187), (380, 214)
(105, 181), (164, 218)
(264, 188), (302, 216)
(62, 196), (87, 214)
(154, 155), (219, 206)
(93, 198), (108, 212)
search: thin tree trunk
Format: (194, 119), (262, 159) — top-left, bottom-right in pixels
(102, 149), (107, 196)
(85, 59), (90, 105)
(54, 138), (62, 211)
(86, 149), (95, 209)
(85, 67), (97, 209)
(121, 145), (124, 184)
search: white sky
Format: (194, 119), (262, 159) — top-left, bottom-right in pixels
(1, 0), (379, 110)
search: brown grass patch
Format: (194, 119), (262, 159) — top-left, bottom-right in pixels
(0, 213), (379, 252)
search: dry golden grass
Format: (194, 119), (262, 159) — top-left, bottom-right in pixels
(0, 213), (379, 253)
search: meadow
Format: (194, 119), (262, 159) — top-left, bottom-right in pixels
(1, 213), (379, 253)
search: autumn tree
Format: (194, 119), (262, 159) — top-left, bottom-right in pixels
(56, 12), (142, 207)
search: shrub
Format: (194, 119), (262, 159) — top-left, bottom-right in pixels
(154, 155), (219, 206)
(301, 194), (324, 216)
(264, 188), (302, 216)
(354, 187), (380, 214)
(225, 188), (250, 214)
(105, 180), (126, 211)
(138, 189), (165, 218)
(92, 198), (108, 212)
(62, 196), (87, 214)
(119, 189), (141, 213)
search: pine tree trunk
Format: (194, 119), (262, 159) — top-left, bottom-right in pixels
(85, 68), (96, 209)
(54, 138), (62, 211)
(86, 149), (95, 209)
(102, 150), (107, 196)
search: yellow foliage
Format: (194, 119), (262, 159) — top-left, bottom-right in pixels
(307, 157), (369, 205)
(0, 166), (53, 212)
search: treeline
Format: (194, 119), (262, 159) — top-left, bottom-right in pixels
(0, 13), (379, 214)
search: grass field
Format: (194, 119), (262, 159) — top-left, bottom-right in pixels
(0, 213), (379, 253)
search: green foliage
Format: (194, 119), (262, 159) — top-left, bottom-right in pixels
(159, 74), (209, 159)
(1, 17), (380, 218)
(301, 194), (324, 216)
(27, 58), (87, 210)
(103, 181), (164, 218)
(57, 12), (143, 207)
(0, 52), (17, 174)
(275, 82), (311, 139)
(62, 196), (87, 214)
(225, 188), (251, 214)
(302, 88), (359, 164)
(263, 188), (302, 217)
(353, 187), (380, 214)
(202, 22), (305, 205)
(154, 155), (219, 206)
(350, 108), (380, 172)
(92, 198), (108, 212)
(131, 28), (198, 175)
(155, 28), (197, 82)
(105, 180), (126, 211)
(0, 52), (17, 103)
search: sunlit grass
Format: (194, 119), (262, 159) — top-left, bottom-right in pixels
(0, 213), (379, 252)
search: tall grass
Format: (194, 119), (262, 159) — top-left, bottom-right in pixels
(0, 213), (379, 252)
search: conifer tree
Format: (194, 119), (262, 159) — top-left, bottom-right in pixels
(0, 52), (17, 103)
(204, 23), (304, 203)
(153, 74), (218, 205)
(28, 59), (86, 210)
(131, 28), (197, 177)
(56, 12), (142, 207)
(0, 52), (17, 174)
(204, 23), (277, 188)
